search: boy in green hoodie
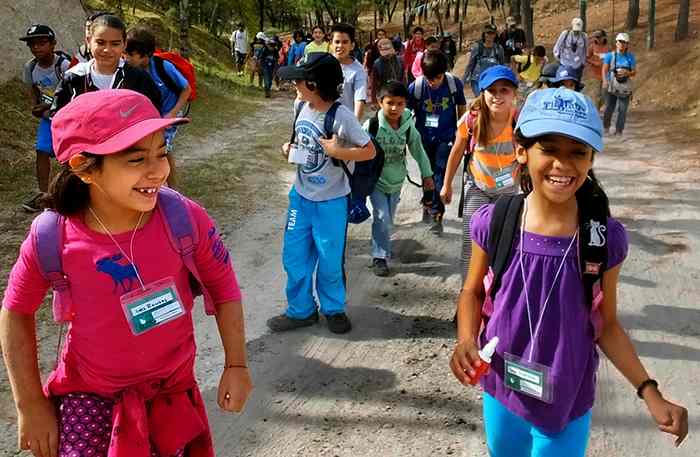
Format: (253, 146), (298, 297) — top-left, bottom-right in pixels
(364, 81), (434, 276)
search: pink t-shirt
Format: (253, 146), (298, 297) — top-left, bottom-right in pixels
(3, 197), (241, 391)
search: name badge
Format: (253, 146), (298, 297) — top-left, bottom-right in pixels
(504, 352), (553, 403)
(494, 170), (514, 189)
(40, 93), (54, 105)
(120, 277), (186, 335)
(425, 114), (439, 128)
(288, 144), (313, 166)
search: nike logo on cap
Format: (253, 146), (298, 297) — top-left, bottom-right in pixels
(120, 104), (139, 118)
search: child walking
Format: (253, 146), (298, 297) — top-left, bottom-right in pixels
(51, 14), (161, 115)
(20, 24), (70, 212)
(0, 89), (252, 457)
(364, 81), (434, 277)
(450, 88), (688, 456)
(441, 65), (520, 281)
(268, 53), (375, 334)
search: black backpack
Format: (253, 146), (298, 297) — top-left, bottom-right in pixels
(486, 194), (608, 322)
(292, 101), (385, 201)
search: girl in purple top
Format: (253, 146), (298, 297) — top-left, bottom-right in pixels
(449, 88), (688, 456)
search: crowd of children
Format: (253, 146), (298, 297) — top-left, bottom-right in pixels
(3, 11), (685, 457)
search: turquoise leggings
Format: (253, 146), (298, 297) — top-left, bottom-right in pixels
(483, 393), (591, 457)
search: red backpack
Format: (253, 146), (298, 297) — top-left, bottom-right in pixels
(152, 49), (197, 102)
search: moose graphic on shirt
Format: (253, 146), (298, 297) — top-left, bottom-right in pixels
(96, 254), (140, 294)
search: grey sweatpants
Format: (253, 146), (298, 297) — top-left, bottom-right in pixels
(460, 181), (516, 282)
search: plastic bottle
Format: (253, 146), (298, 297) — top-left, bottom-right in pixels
(468, 336), (499, 385)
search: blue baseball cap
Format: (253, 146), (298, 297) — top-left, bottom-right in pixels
(515, 88), (604, 152)
(552, 65), (584, 91)
(478, 65), (518, 92)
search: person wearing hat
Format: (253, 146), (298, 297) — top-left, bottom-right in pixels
(551, 65), (585, 91)
(441, 65), (519, 280)
(586, 30), (610, 109)
(449, 87), (688, 456)
(533, 62), (560, 91)
(20, 24), (71, 212)
(553, 17), (588, 80)
(1, 89), (253, 457)
(440, 31), (458, 70)
(601, 32), (637, 136)
(230, 22), (248, 76)
(499, 16), (527, 61)
(463, 23), (505, 97)
(270, 53), (376, 334)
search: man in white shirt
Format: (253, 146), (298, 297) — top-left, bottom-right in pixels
(231, 23), (249, 76)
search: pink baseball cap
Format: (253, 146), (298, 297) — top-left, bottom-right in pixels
(51, 89), (189, 163)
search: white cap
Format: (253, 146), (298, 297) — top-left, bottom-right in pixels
(616, 32), (630, 42)
(571, 18), (584, 32)
(478, 336), (499, 364)
(256, 31), (267, 40)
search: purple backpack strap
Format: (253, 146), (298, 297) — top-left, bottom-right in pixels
(157, 187), (216, 315)
(33, 210), (74, 322)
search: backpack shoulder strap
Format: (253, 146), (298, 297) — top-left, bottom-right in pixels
(153, 55), (182, 97)
(414, 76), (424, 100)
(54, 51), (70, 81)
(487, 194), (526, 299)
(445, 72), (457, 96)
(156, 187), (216, 315)
(290, 100), (306, 143)
(33, 210), (74, 322)
(368, 112), (380, 138)
(323, 101), (341, 139)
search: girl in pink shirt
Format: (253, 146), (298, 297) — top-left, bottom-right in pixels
(0, 89), (252, 457)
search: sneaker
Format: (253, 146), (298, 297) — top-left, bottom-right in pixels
(422, 207), (432, 224)
(429, 214), (444, 235)
(325, 313), (352, 334)
(266, 311), (319, 332)
(372, 258), (390, 277)
(21, 192), (44, 213)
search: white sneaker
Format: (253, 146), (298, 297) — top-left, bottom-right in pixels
(608, 127), (616, 135)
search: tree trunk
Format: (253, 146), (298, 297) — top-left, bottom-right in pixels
(434, 3), (444, 35)
(675, 0), (690, 41)
(454, 0), (460, 23)
(387, 0), (400, 22)
(258, 0), (264, 31)
(463, 0), (469, 20)
(509, 0), (521, 23)
(178, 0), (191, 57)
(446, 0), (451, 19)
(580, 0), (587, 31)
(626, 0), (640, 30)
(521, 0), (533, 47)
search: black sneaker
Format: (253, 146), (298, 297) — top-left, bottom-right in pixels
(21, 193), (44, 213)
(372, 258), (390, 277)
(325, 313), (352, 334)
(266, 311), (319, 332)
(429, 214), (444, 235)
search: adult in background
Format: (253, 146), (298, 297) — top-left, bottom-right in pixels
(553, 17), (588, 80)
(369, 38), (405, 106)
(248, 32), (266, 87)
(230, 22), (248, 76)
(499, 16), (527, 61)
(586, 30), (610, 110)
(441, 32), (458, 70)
(602, 32), (636, 136)
(403, 27), (427, 83)
(364, 28), (387, 74)
(463, 23), (505, 97)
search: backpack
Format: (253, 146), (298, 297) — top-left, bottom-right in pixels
(152, 50), (198, 102)
(33, 187), (216, 323)
(456, 109), (518, 217)
(291, 101), (384, 223)
(368, 113), (422, 189)
(482, 194), (608, 340)
(413, 72), (458, 104)
(471, 41), (502, 77)
(29, 50), (71, 83)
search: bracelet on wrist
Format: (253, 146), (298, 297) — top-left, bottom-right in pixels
(636, 378), (658, 399)
(225, 363), (248, 370)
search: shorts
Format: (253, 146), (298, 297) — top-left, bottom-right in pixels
(234, 51), (247, 66)
(36, 117), (55, 156)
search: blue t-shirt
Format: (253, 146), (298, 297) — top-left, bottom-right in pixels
(408, 75), (467, 144)
(148, 58), (189, 115)
(602, 51), (636, 80)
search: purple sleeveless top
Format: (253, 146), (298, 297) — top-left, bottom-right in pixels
(471, 204), (628, 433)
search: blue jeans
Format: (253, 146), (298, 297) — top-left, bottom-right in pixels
(423, 141), (452, 216)
(603, 91), (631, 133)
(483, 393), (591, 457)
(262, 65), (275, 90)
(282, 187), (348, 319)
(470, 79), (480, 97)
(369, 189), (401, 259)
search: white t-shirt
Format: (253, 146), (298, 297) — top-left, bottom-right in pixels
(231, 30), (249, 54)
(339, 59), (368, 113)
(23, 54), (70, 105)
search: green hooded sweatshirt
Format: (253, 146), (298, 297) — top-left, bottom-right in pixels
(362, 110), (433, 195)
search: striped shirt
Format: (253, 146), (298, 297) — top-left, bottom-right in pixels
(457, 109), (519, 194)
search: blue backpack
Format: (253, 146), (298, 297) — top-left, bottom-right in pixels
(32, 187), (216, 323)
(292, 101), (385, 223)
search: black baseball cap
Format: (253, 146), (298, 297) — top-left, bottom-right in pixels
(19, 24), (56, 42)
(277, 52), (343, 85)
(483, 24), (498, 33)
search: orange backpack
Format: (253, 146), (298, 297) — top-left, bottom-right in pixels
(152, 49), (197, 102)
